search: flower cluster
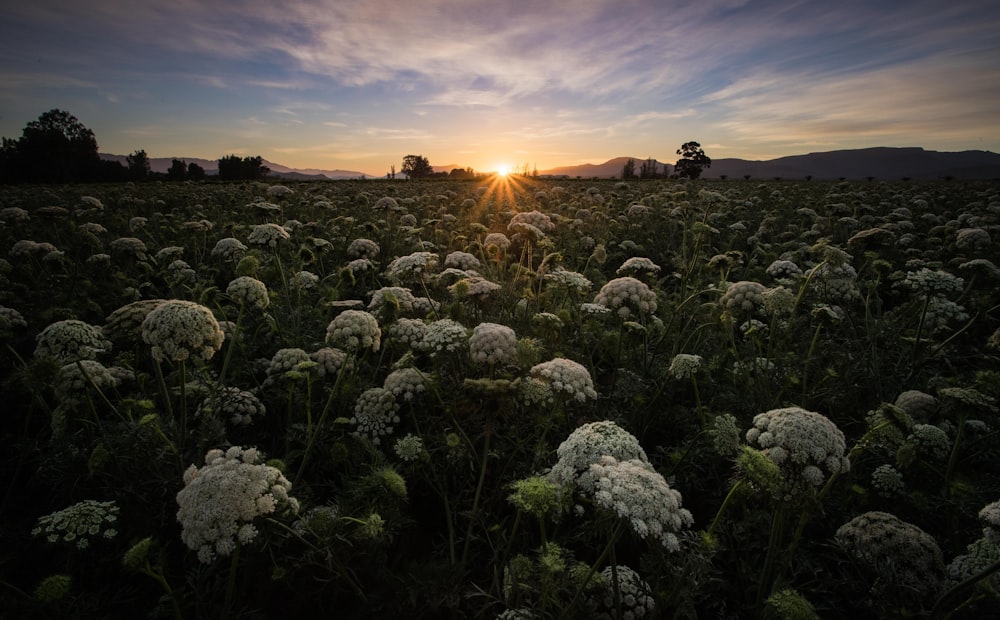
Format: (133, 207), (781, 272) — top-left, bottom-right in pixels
(0, 305), (27, 339)
(469, 322), (517, 367)
(980, 499), (1000, 543)
(387, 318), (428, 348)
(444, 250), (481, 270)
(55, 360), (119, 405)
(141, 300), (225, 362)
(109, 237), (148, 259)
(227, 276), (270, 310)
(870, 464), (905, 497)
(103, 300), (165, 345)
(766, 259), (803, 282)
(720, 281), (767, 316)
(902, 424), (950, 461)
(808, 262), (861, 303)
(616, 257), (661, 277)
(529, 358), (597, 403)
(291, 270), (319, 290)
(955, 227), (991, 250)
(544, 268), (593, 295)
(200, 387), (266, 426)
(894, 390), (938, 422)
(10, 239), (58, 257)
(835, 511), (945, 599)
(745, 406), (849, 491)
(347, 238), (380, 259)
(325, 310), (381, 353)
(394, 434), (426, 462)
(593, 277), (657, 319)
(449, 275), (502, 301)
(901, 268), (964, 297)
(417, 318), (468, 356)
(588, 456), (693, 550)
(367, 286), (416, 320)
(385, 251), (439, 284)
(761, 286), (796, 315)
(921, 296), (970, 333)
(483, 232), (511, 251)
(33, 499), (119, 549)
(547, 421), (648, 493)
(383, 367), (426, 401)
(176, 446), (297, 563)
(667, 353), (702, 379)
(246, 223), (290, 248)
(351, 387), (400, 445)
(586, 565), (656, 619)
(310, 347), (350, 378)
(263, 348), (312, 386)
(35, 319), (110, 363)
(508, 210), (554, 233)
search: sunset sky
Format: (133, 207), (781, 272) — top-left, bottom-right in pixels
(2, 0), (998, 176)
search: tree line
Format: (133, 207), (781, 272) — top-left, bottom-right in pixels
(621, 142), (713, 180)
(0, 109), (271, 184)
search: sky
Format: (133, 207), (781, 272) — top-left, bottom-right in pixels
(1, 0), (998, 177)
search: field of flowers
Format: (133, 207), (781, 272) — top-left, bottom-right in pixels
(1, 176), (998, 618)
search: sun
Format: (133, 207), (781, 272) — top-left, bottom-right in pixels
(495, 164), (510, 177)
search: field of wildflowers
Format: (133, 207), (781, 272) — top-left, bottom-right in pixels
(1, 176), (998, 618)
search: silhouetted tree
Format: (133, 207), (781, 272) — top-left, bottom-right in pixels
(187, 162), (206, 180)
(127, 149), (151, 181)
(167, 159), (187, 181)
(639, 157), (660, 179)
(449, 167), (475, 179)
(401, 154), (432, 179)
(1, 109), (101, 183)
(622, 158), (636, 180)
(674, 141), (712, 179)
(218, 154), (269, 180)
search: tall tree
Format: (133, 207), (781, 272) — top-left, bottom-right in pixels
(218, 154), (270, 180)
(674, 141), (712, 179)
(187, 162), (206, 180)
(167, 159), (187, 181)
(622, 158), (636, 180)
(640, 157), (660, 179)
(401, 154), (433, 179)
(127, 149), (151, 181)
(1, 109), (101, 183)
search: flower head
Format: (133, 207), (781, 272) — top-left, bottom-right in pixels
(33, 499), (119, 550)
(529, 357), (597, 403)
(469, 322), (517, 367)
(35, 319), (110, 363)
(226, 276), (270, 310)
(325, 310), (381, 353)
(587, 565), (656, 619)
(593, 277), (657, 320)
(548, 421), (648, 493)
(176, 446), (297, 563)
(199, 387), (266, 426)
(247, 223), (290, 248)
(745, 406), (849, 492)
(141, 300), (225, 362)
(352, 387), (400, 445)
(668, 353), (702, 380)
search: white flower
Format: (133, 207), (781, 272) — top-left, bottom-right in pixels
(247, 223), (290, 248)
(483, 232), (510, 251)
(35, 319), (110, 363)
(367, 286), (416, 320)
(547, 421), (648, 493)
(199, 386), (266, 426)
(593, 277), (657, 320)
(387, 318), (428, 348)
(176, 446), (297, 563)
(616, 257), (661, 277)
(444, 251), (481, 270)
(668, 353), (702, 380)
(394, 434), (426, 462)
(544, 268), (592, 295)
(226, 276), (270, 310)
(417, 319), (468, 356)
(508, 210), (554, 233)
(720, 281), (767, 315)
(745, 406), (849, 491)
(33, 500), (119, 550)
(347, 238), (380, 259)
(325, 310), (381, 353)
(588, 456), (693, 550)
(211, 237), (248, 261)
(469, 322), (517, 367)
(141, 300), (225, 362)
(385, 251), (439, 284)
(383, 367), (426, 401)
(291, 270), (319, 290)
(352, 387), (400, 445)
(587, 565), (656, 619)
(310, 347), (351, 378)
(529, 358), (597, 403)
(263, 348), (312, 385)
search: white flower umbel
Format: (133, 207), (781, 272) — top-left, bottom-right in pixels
(33, 499), (119, 550)
(199, 387), (266, 426)
(387, 318), (428, 348)
(720, 280), (767, 316)
(667, 354), (702, 380)
(325, 310), (381, 353)
(444, 250), (481, 271)
(346, 238), (380, 259)
(211, 237), (248, 261)
(587, 564), (656, 619)
(309, 347), (350, 378)
(616, 256), (661, 278)
(547, 421), (648, 493)
(417, 319), (468, 356)
(226, 276), (270, 310)
(593, 277), (657, 320)
(141, 300), (225, 363)
(351, 387), (400, 445)
(745, 406), (849, 492)
(588, 456), (693, 550)
(384, 251), (439, 285)
(176, 446), (297, 563)
(383, 367), (426, 402)
(35, 319), (110, 364)
(469, 322), (517, 367)
(246, 223), (290, 248)
(529, 358), (597, 403)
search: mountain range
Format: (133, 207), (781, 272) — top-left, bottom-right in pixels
(101, 147), (1000, 181)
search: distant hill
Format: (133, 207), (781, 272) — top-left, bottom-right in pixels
(538, 148), (1000, 180)
(99, 154), (374, 180)
(539, 157), (672, 179)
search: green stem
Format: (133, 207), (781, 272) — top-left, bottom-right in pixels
(153, 357), (173, 420)
(756, 502), (788, 612)
(461, 421), (493, 565)
(561, 521), (626, 620)
(933, 556), (1000, 618)
(705, 479), (745, 542)
(221, 545), (240, 620)
(943, 413), (968, 498)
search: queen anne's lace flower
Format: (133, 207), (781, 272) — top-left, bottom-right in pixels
(587, 565), (656, 620)
(449, 275), (502, 301)
(263, 348), (312, 386)
(745, 406), (849, 491)
(110, 237), (148, 259)
(387, 318), (428, 348)
(835, 511), (945, 599)
(588, 456), (693, 550)
(291, 270), (319, 290)
(529, 358), (597, 403)
(247, 223), (290, 248)
(35, 319), (110, 363)
(211, 237), (248, 261)
(347, 238), (380, 259)
(33, 499), (119, 550)
(444, 251), (481, 270)
(955, 227), (991, 250)
(871, 464), (905, 497)
(104, 300), (166, 345)
(417, 319), (468, 356)
(766, 259), (803, 282)
(227, 276), (270, 309)
(469, 322), (517, 367)
(325, 310), (381, 353)
(351, 387), (400, 445)
(0, 305), (27, 339)
(385, 251), (439, 284)
(616, 257), (661, 277)
(383, 367), (426, 401)
(508, 210), (554, 233)
(367, 286), (416, 319)
(668, 354), (702, 379)
(394, 434), (426, 462)
(310, 347), (350, 378)
(55, 360), (119, 405)
(483, 232), (510, 251)
(902, 424), (950, 460)
(809, 263), (861, 303)
(593, 277), (657, 320)
(199, 387), (266, 426)
(141, 300), (225, 363)
(544, 268), (593, 295)
(176, 446), (297, 563)
(901, 268), (964, 296)
(548, 421), (648, 493)
(720, 281), (767, 315)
